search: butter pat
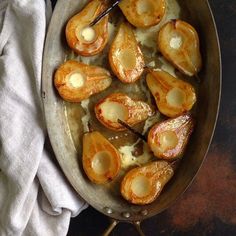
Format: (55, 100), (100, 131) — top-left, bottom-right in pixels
(170, 36), (182, 49)
(81, 27), (96, 42)
(69, 72), (85, 88)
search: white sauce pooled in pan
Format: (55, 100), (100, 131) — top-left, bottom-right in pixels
(81, 99), (91, 133)
(119, 141), (153, 169)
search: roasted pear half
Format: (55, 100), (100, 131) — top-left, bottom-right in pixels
(158, 20), (202, 76)
(146, 70), (196, 117)
(109, 23), (145, 83)
(95, 93), (153, 131)
(119, 0), (166, 28)
(148, 113), (194, 159)
(54, 60), (112, 102)
(121, 161), (174, 205)
(65, 0), (109, 56)
(82, 131), (121, 184)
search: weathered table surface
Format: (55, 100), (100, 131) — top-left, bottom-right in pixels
(49, 0), (236, 235)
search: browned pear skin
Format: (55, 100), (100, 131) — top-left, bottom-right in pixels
(82, 131), (121, 184)
(95, 93), (154, 131)
(121, 161), (174, 205)
(109, 23), (145, 83)
(148, 113), (194, 160)
(119, 0), (166, 28)
(54, 60), (112, 102)
(146, 70), (196, 117)
(65, 0), (109, 56)
(158, 20), (202, 76)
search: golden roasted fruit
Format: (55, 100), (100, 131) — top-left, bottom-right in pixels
(65, 0), (109, 56)
(82, 131), (121, 184)
(121, 161), (174, 205)
(148, 113), (194, 159)
(95, 93), (154, 131)
(146, 70), (196, 117)
(158, 20), (202, 76)
(54, 60), (112, 102)
(109, 23), (145, 83)
(119, 0), (166, 28)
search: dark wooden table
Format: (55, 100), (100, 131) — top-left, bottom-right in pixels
(57, 0), (236, 235)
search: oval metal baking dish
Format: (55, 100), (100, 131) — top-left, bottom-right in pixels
(42, 0), (221, 234)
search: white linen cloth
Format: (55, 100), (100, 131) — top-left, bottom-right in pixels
(0, 0), (87, 235)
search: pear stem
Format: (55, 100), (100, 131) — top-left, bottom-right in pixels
(88, 122), (94, 133)
(194, 73), (201, 83)
(89, 0), (122, 27)
(117, 119), (147, 142)
(170, 158), (180, 166)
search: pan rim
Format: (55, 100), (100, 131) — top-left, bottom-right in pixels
(41, 0), (222, 222)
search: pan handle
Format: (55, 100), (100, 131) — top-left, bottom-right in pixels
(102, 219), (146, 236)
(102, 219), (119, 236)
(134, 221), (145, 236)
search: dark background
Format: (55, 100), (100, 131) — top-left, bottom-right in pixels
(50, 0), (236, 235)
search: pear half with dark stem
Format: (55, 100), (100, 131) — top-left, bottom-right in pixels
(82, 131), (121, 184)
(109, 23), (145, 83)
(158, 20), (202, 77)
(148, 113), (194, 160)
(121, 161), (174, 205)
(66, 0), (109, 56)
(95, 93), (154, 131)
(119, 0), (166, 28)
(54, 60), (112, 102)
(146, 69), (196, 117)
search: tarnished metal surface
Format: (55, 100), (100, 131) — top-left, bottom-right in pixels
(42, 0), (221, 222)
